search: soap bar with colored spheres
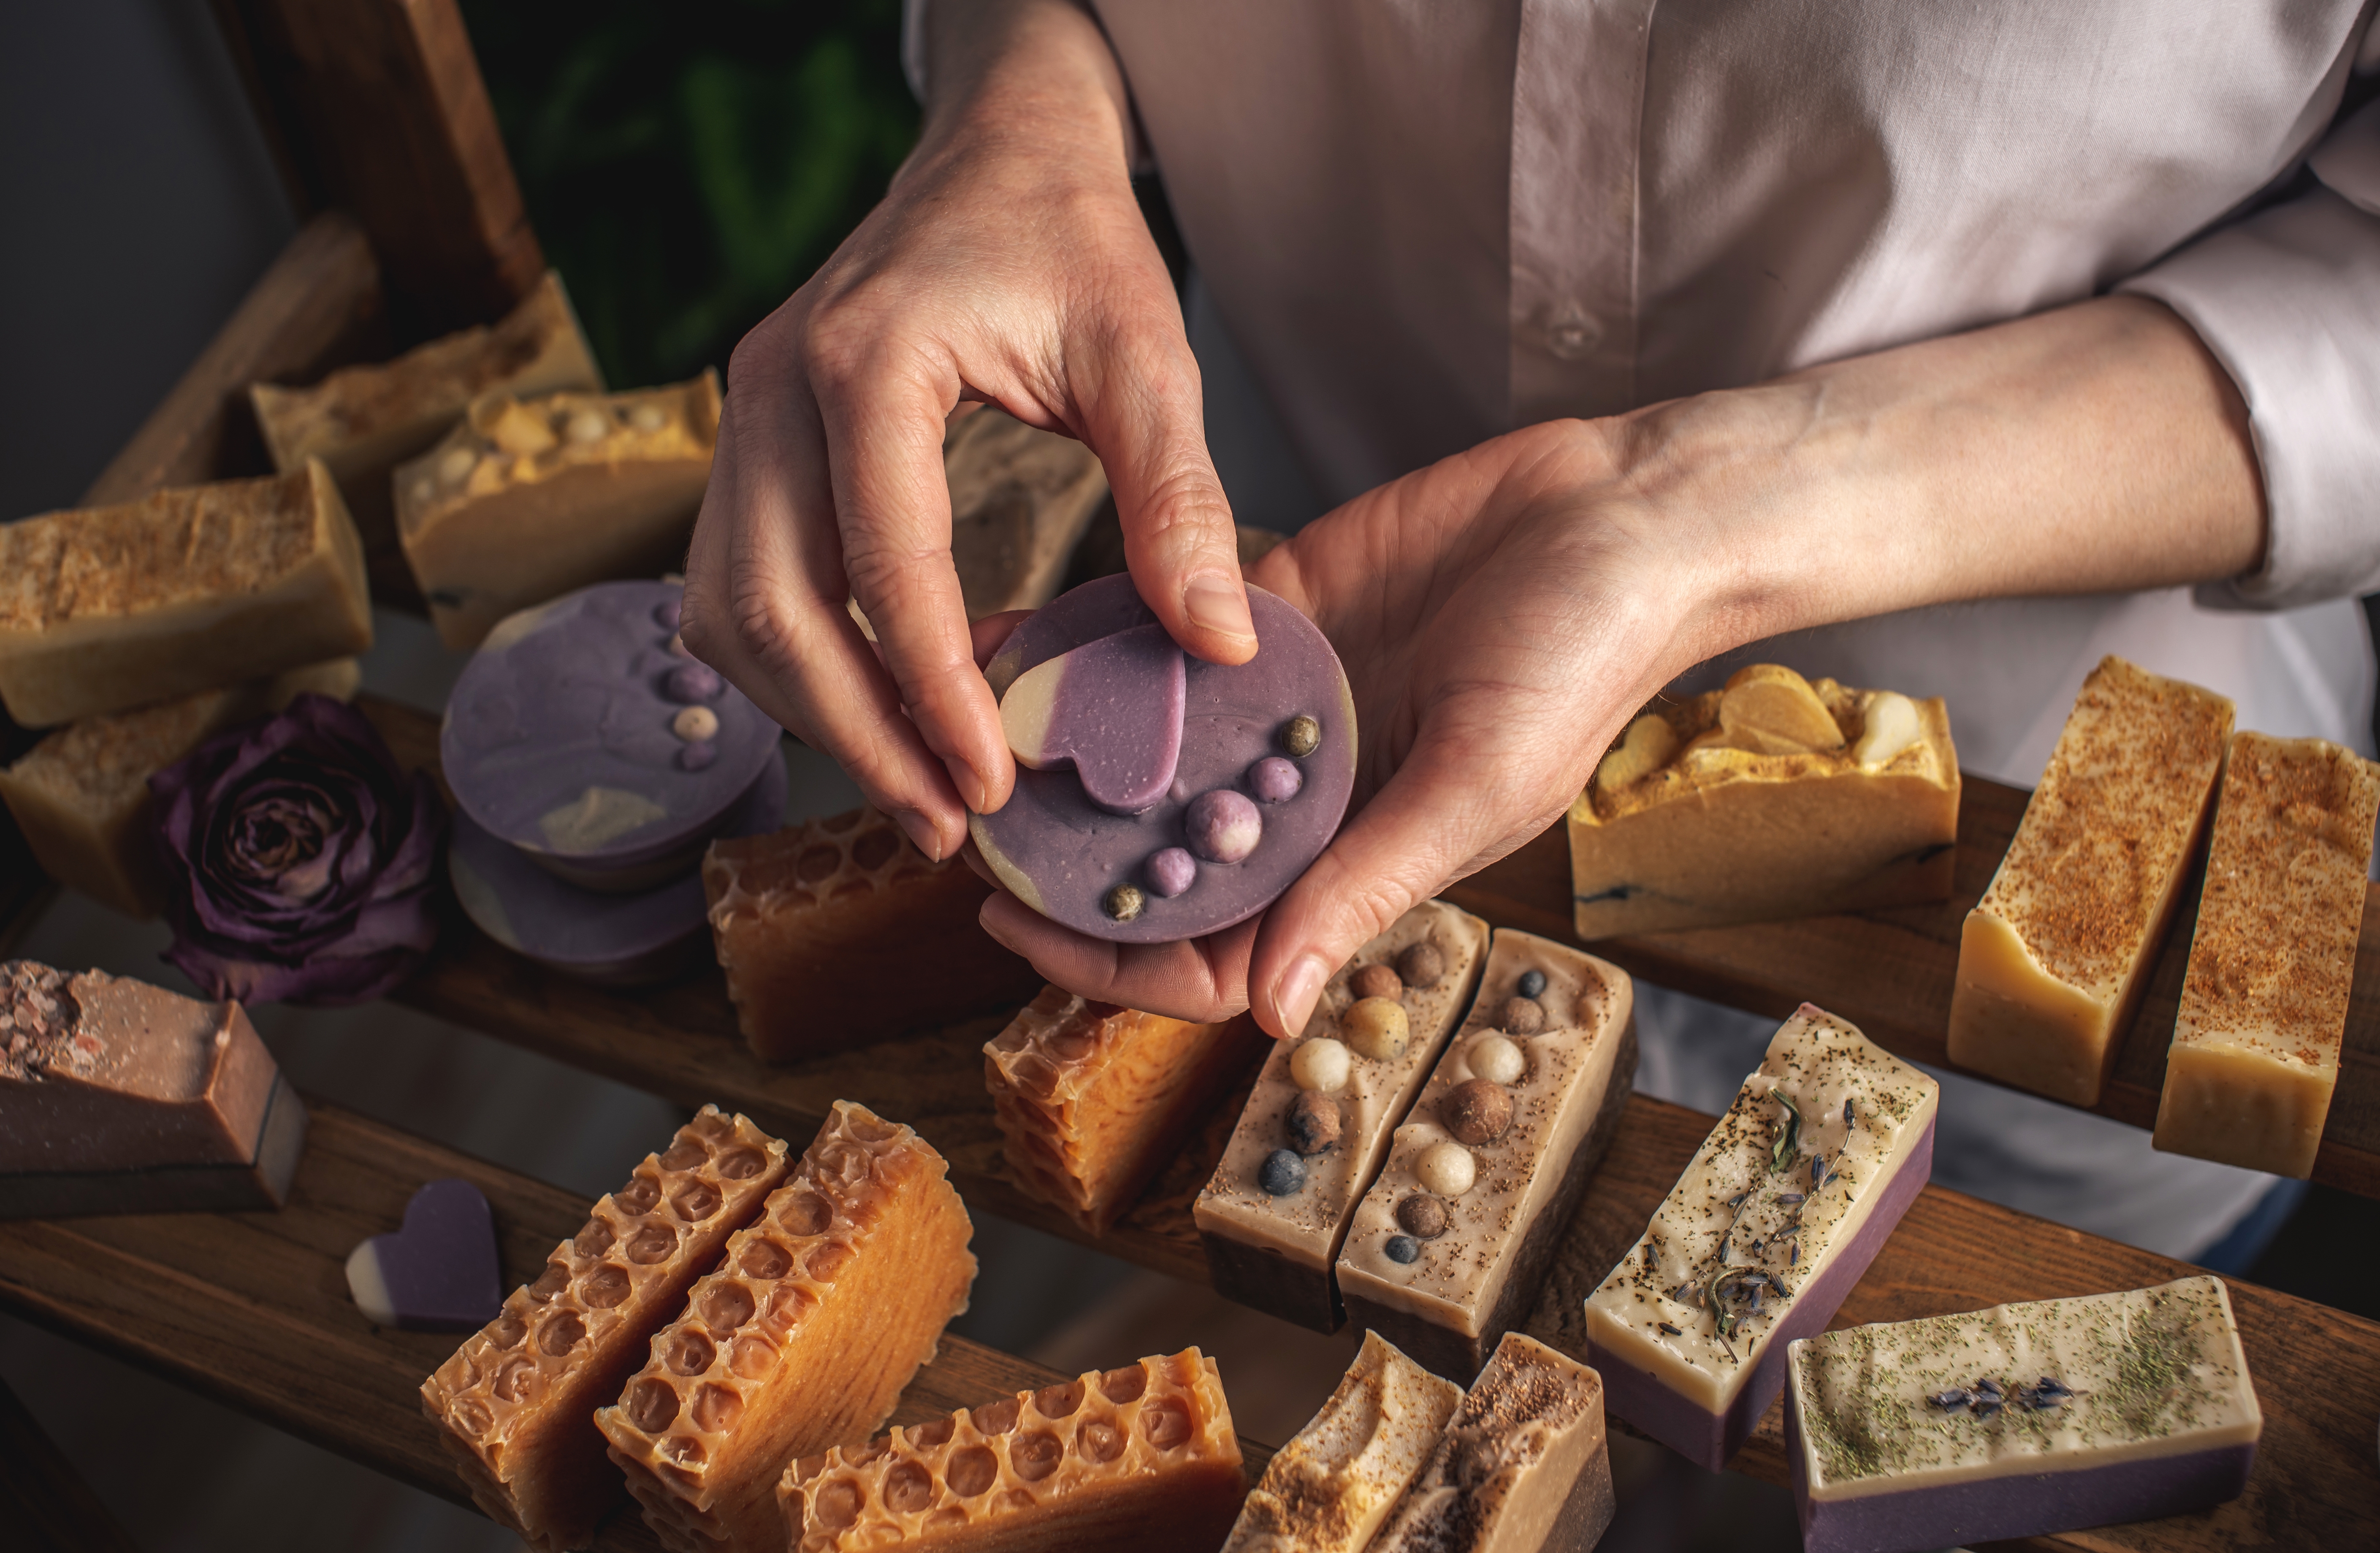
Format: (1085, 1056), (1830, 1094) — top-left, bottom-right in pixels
(1223, 1330), (1461, 1553)
(1784, 1277), (2260, 1553)
(597, 1101), (976, 1553)
(1583, 1005), (1938, 1470)
(1194, 901), (1492, 1332)
(1338, 931), (1637, 1382)
(1948, 656), (2233, 1107)
(781, 1348), (1245, 1553)
(422, 1107), (791, 1553)
(971, 574), (1356, 941)
(2154, 733), (2380, 1177)
(1569, 665), (1960, 938)
(985, 988), (1266, 1235)
(0, 959), (307, 1218)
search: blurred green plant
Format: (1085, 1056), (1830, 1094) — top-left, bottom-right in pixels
(461, 0), (918, 390)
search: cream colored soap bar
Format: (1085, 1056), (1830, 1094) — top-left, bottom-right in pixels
(0, 658), (358, 917)
(1224, 1330), (1461, 1553)
(2154, 733), (2379, 1177)
(0, 462), (373, 727)
(396, 372), (721, 649)
(944, 407), (1111, 619)
(1568, 665), (1960, 938)
(251, 271), (603, 549)
(1947, 657), (2234, 1107)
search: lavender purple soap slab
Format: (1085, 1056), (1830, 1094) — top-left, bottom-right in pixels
(973, 574), (1356, 942)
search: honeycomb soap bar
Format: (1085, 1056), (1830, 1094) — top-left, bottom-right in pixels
(1195, 900), (1491, 1332)
(1784, 1277), (2259, 1553)
(597, 1101), (977, 1553)
(1583, 1006), (1938, 1470)
(0, 657), (358, 917)
(943, 407), (1110, 620)
(251, 270), (602, 549)
(2154, 733), (2380, 1177)
(396, 372), (721, 649)
(782, 1348), (1244, 1553)
(1368, 1332), (1616, 1553)
(1567, 665), (1960, 939)
(1223, 1330), (1461, 1553)
(985, 988), (1265, 1235)
(1339, 931), (1637, 1382)
(0, 462), (372, 727)
(0, 959), (306, 1218)
(1947, 657), (2234, 1107)
(421, 1107), (792, 1553)
(703, 807), (1041, 1062)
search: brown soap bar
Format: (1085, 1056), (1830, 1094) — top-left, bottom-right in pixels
(702, 807), (1042, 1063)
(985, 987), (1264, 1235)
(0, 658), (360, 917)
(395, 372), (722, 649)
(0, 959), (306, 1218)
(596, 1100), (977, 1553)
(250, 270), (602, 551)
(943, 408), (1111, 620)
(0, 462), (373, 728)
(422, 1106), (792, 1553)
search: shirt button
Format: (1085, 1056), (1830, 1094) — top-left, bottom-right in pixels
(1539, 306), (1602, 362)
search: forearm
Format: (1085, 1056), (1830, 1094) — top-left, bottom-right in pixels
(916, 0), (1134, 167)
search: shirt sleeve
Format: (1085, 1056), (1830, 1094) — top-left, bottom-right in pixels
(2120, 93), (2380, 611)
(902, 0), (932, 102)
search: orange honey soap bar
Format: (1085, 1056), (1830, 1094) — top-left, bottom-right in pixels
(0, 462), (373, 728)
(2153, 733), (2380, 1177)
(783, 1347), (1244, 1553)
(421, 1106), (792, 1553)
(1947, 657), (2234, 1107)
(703, 807), (1042, 1062)
(597, 1101), (977, 1553)
(985, 987), (1265, 1235)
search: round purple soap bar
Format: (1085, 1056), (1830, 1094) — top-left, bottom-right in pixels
(442, 580), (782, 892)
(971, 574), (1355, 942)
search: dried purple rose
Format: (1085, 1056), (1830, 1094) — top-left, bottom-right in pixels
(149, 693), (444, 1006)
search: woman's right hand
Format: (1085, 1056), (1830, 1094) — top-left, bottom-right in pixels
(679, 0), (1255, 865)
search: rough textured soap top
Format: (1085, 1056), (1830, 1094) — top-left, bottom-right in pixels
(442, 580), (778, 864)
(0, 960), (217, 1095)
(2175, 733), (2380, 1070)
(1978, 657), (2233, 997)
(6, 694), (230, 815)
(0, 469), (319, 633)
(1791, 1276), (2259, 1496)
(1368, 1333), (1602, 1553)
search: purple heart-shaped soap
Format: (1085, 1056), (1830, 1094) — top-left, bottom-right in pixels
(344, 1177), (503, 1331)
(999, 622), (1187, 815)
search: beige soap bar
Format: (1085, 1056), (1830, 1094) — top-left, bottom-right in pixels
(395, 372), (721, 649)
(1569, 664), (1960, 938)
(0, 658), (358, 917)
(0, 462), (373, 727)
(2154, 733), (2379, 1177)
(1947, 657), (2234, 1107)
(943, 407), (1111, 619)
(783, 1348), (1244, 1553)
(251, 270), (602, 548)
(597, 1100), (976, 1553)
(1225, 1330), (1461, 1553)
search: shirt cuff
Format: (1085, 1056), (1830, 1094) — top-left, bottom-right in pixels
(903, 0), (931, 103)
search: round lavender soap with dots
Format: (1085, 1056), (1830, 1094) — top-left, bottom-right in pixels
(442, 579), (782, 892)
(970, 574), (1355, 942)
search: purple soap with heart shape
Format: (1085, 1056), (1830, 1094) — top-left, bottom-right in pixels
(344, 1177), (502, 1331)
(972, 574), (1356, 942)
(1000, 622), (1187, 814)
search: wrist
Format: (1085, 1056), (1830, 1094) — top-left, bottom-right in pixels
(915, 0), (1134, 174)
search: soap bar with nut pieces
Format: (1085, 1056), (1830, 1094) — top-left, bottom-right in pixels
(1338, 929), (1637, 1383)
(596, 1100), (977, 1553)
(2153, 732), (2380, 1177)
(985, 987), (1266, 1235)
(703, 806), (1042, 1063)
(1947, 655), (2234, 1107)
(420, 1106), (792, 1553)
(1568, 664), (1960, 939)
(1194, 900), (1492, 1333)
(0, 461), (373, 728)
(782, 1347), (1244, 1553)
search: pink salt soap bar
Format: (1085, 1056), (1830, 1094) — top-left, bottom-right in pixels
(973, 575), (1356, 942)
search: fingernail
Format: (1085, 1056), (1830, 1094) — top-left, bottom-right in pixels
(944, 757), (989, 814)
(894, 807), (946, 862)
(1183, 571), (1256, 643)
(1275, 953), (1331, 1037)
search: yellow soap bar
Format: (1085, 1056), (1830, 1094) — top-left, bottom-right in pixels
(2154, 733), (2379, 1177)
(1947, 657), (2233, 1107)
(0, 462), (373, 727)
